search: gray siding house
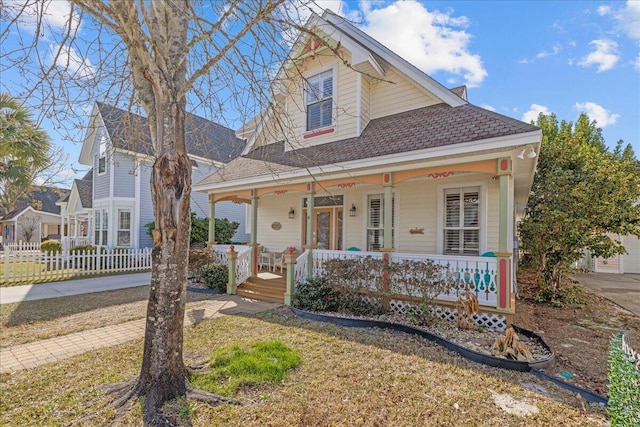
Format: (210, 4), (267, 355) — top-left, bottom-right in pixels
(58, 102), (249, 249)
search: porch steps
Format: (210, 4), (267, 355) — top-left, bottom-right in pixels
(237, 276), (286, 304)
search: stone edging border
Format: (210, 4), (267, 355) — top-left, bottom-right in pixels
(291, 307), (608, 405)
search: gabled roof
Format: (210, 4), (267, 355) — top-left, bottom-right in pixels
(92, 103), (246, 164)
(1, 187), (69, 220)
(244, 103), (538, 168)
(319, 10), (467, 108)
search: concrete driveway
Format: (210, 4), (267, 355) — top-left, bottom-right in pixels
(572, 273), (640, 316)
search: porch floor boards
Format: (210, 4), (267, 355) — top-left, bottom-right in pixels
(236, 269), (286, 304)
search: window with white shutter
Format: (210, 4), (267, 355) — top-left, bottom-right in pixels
(443, 187), (480, 255)
(367, 194), (395, 251)
(306, 70), (333, 131)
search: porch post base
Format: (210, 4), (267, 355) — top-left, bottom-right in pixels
(227, 247), (238, 294)
(494, 251), (513, 313)
(284, 250), (297, 306)
(249, 242), (259, 276)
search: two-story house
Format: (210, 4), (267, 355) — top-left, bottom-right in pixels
(194, 11), (542, 326)
(58, 102), (250, 250)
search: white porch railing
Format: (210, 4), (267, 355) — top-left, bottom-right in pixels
(62, 237), (92, 250)
(210, 245), (251, 265)
(294, 250), (309, 284)
(235, 248), (252, 285)
(310, 249), (498, 308)
(2, 247), (152, 284)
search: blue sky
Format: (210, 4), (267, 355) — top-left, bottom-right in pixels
(2, 0), (639, 187)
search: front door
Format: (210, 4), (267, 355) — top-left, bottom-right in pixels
(303, 207), (343, 250)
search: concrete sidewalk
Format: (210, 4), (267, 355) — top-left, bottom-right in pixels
(0, 295), (279, 374)
(573, 273), (640, 316)
(0, 272), (152, 304)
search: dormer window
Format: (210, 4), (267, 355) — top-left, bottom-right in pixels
(98, 134), (107, 174)
(306, 69), (333, 131)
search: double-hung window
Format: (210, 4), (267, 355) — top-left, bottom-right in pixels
(443, 187), (480, 255)
(117, 210), (131, 246)
(94, 209), (108, 246)
(98, 135), (107, 174)
(306, 69), (333, 131)
(367, 194), (394, 252)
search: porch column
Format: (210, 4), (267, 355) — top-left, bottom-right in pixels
(74, 216), (79, 238)
(227, 245), (237, 294)
(250, 189), (259, 276)
(305, 182), (315, 279)
(495, 158), (513, 317)
(284, 247), (297, 305)
(381, 173), (394, 253)
(207, 194), (216, 246)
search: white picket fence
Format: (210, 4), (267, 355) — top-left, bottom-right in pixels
(2, 247), (152, 284)
(2, 242), (41, 252)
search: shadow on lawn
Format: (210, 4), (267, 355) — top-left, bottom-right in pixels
(222, 305), (605, 415)
(0, 286), (151, 327)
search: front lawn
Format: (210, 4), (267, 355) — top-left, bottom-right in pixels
(0, 260), (76, 286)
(0, 309), (607, 426)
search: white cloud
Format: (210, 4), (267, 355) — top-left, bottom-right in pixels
(356, 1), (487, 87)
(522, 104), (550, 123)
(6, 0), (80, 39)
(614, 1), (640, 41)
(536, 44), (562, 59)
(578, 39), (620, 72)
(479, 104), (496, 112)
(635, 53), (640, 71)
(573, 102), (620, 126)
(597, 5), (611, 16)
(49, 43), (96, 80)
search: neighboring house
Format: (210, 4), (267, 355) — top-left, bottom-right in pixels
(194, 11), (542, 323)
(58, 102), (250, 250)
(1, 187), (68, 244)
(588, 234), (640, 274)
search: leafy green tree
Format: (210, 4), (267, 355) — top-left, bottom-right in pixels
(0, 94), (50, 216)
(146, 213), (239, 245)
(519, 113), (640, 297)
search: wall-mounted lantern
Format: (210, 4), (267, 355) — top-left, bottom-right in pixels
(288, 207), (295, 219)
(349, 204), (357, 217)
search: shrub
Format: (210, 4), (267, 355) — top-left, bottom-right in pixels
(145, 213), (240, 245)
(292, 277), (343, 312)
(40, 240), (62, 254)
(199, 263), (228, 292)
(608, 332), (640, 426)
(188, 249), (215, 274)
(69, 244), (100, 254)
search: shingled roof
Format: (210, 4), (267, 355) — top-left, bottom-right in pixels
(96, 102), (246, 163)
(2, 187), (69, 220)
(242, 103), (538, 169)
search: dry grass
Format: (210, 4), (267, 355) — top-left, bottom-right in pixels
(0, 307), (607, 426)
(0, 286), (213, 347)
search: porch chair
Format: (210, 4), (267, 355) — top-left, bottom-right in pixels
(258, 246), (273, 271)
(272, 250), (286, 273)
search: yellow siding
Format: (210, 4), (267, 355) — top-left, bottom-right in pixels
(255, 193), (305, 251)
(254, 174), (500, 256)
(360, 76), (371, 133)
(371, 68), (440, 119)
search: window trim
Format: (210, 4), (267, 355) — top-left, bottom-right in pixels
(117, 209), (132, 247)
(436, 181), (487, 256)
(94, 208), (109, 247)
(363, 190), (397, 252)
(97, 135), (107, 175)
(304, 67), (336, 133)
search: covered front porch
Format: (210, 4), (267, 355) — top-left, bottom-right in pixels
(205, 157), (523, 326)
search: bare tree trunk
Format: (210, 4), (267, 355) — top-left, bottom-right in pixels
(137, 100), (192, 425)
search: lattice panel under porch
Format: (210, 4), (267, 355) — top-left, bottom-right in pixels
(388, 299), (507, 331)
